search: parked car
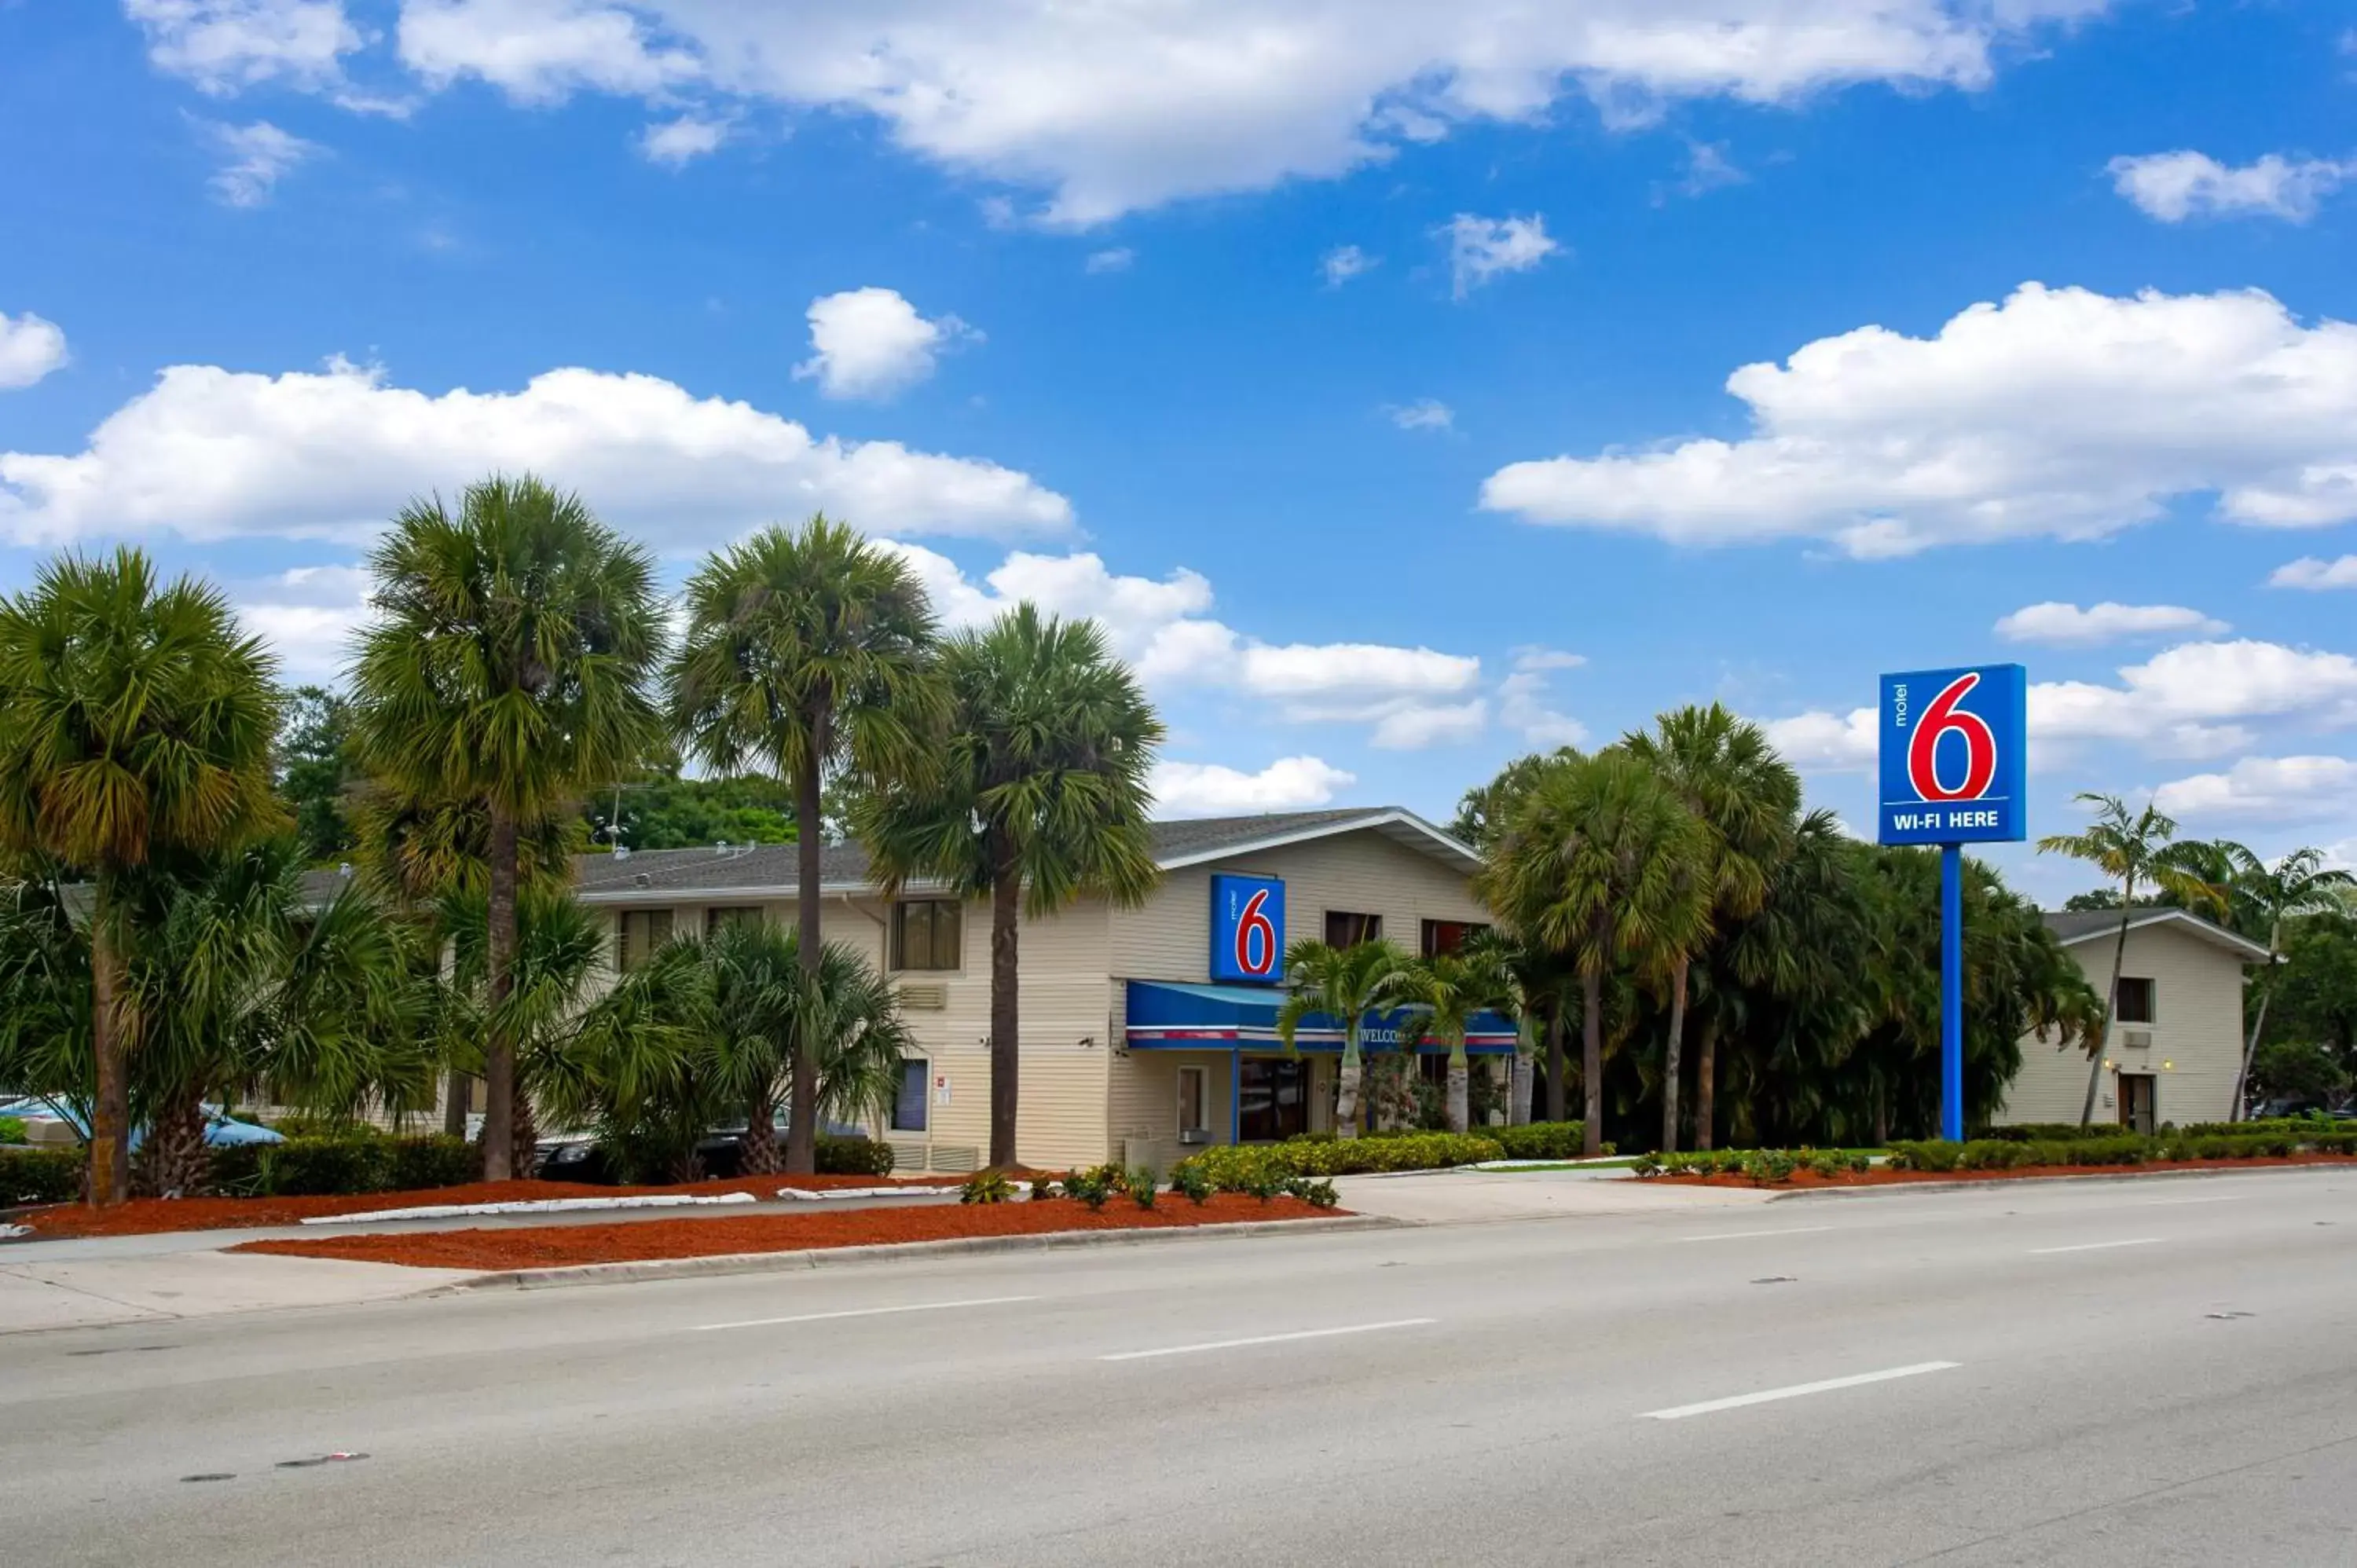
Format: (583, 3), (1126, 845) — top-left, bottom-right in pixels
(0, 1098), (284, 1152)
(536, 1117), (868, 1183)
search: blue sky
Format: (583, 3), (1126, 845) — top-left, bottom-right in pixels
(4, 2), (2357, 899)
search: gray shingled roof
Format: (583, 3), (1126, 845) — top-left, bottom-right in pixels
(2043, 907), (2271, 962)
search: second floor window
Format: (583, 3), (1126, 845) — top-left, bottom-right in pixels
(706, 906), (763, 936)
(2114, 977), (2157, 1024)
(892, 899), (962, 971)
(1421, 918), (1490, 958)
(618, 907), (674, 971)
(1325, 910), (1383, 947)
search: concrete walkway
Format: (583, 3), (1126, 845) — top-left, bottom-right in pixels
(0, 1251), (471, 1332)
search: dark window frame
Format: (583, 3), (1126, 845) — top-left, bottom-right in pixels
(2114, 976), (2157, 1025)
(1420, 918), (1491, 958)
(891, 899), (963, 973)
(618, 907), (674, 971)
(1325, 910), (1384, 947)
(891, 1057), (929, 1133)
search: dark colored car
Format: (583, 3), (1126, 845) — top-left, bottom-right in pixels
(535, 1119), (869, 1183)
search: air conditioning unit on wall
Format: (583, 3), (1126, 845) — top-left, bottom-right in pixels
(1178, 1128), (1211, 1145)
(2122, 1028), (2153, 1049)
(898, 982), (948, 1010)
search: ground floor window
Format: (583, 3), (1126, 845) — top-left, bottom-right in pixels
(618, 907), (674, 971)
(892, 1057), (929, 1133)
(1177, 1065), (1209, 1137)
(1239, 1057), (1309, 1142)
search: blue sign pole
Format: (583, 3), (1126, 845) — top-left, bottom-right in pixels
(1878, 664), (2027, 1145)
(1941, 844), (1963, 1142)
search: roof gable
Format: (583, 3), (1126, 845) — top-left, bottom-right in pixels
(2043, 907), (2272, 965)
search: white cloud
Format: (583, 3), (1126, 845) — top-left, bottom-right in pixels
(203, 118), (322, 207)
(0, 313), (68, 390)
(2107, 150), (2354, 224)
(1238, 643), (1480, 701)
(1669, 138), (1747, 200)
(794, 287), (977, 401)
(1993, 600), (2227, 646)
(2270, 555), (2357, 591)
(1387, 399), (1453, 432)
(1321, 244), (1377, 287)
(0, 356), (1072, 547)
(222, 2), (2110, 224)
(1152, 756), (1356, 817)
(639, 113), (728, 165)
(129, 0), (362, 95)
(2030, 639), (2357, 759)
(1083, 247), (1135, 274)
(1442, 213), (1558, 298)
(1762, 706), (1876, 770)
(230, 562), (374, 681)
(1481, 284), (2357, 555)
(1497, 671), (1585, 748)
(2154, 756), (2357, 825)
(1512, 647), (1585, 672)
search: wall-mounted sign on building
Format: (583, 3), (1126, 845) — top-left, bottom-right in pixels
(1878, 663), (2028, 847)
(1209, 874), (1285, 984)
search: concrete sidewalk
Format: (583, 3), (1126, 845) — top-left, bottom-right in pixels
(0, 1251), (471, 1332)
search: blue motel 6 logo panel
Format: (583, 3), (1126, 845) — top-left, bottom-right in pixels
(1210, 874), (1285, 984)
(1878, 665), (2028, 846)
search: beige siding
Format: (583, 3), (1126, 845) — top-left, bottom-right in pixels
(1110, 829), (1489, 981)
(2001, 923), (2250, 1127)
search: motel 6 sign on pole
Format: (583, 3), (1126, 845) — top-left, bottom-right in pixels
(1878, 665), (2028, 1141)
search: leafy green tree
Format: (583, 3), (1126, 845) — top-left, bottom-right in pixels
(431, 885), (607, 1154)
(2271, 908), (2357, 1076)
(1479, 749), (1713, 1156)
(669, 515), (942, 1174)
(1391, 947), (1513, 1134)
(2247, 1039), (2348, 1105)
(1275, 939), (1412, 1138)
(1621, 704), (1797, 1152)
(277, 685), (357, 864)
(2038, 794), (2225, 1125)
(862, 605), (1161, 1168)
(2209, 844), (2354, 1117)
(0, 549), (283, 1204)
(351, 476), (668, 1179)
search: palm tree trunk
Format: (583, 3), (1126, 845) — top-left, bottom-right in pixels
(1336, 1038), (1362, 1140)
(1544, 1006), (1567, 1123)
(1580, 969), (1604, 1156)
(2082, 880), (2136, 1127)
(1509, 1028), (1534, 1128)
(742, 1100), (780, 1174)
(442, 1072), (471, 1138)
(481, 804), (520, 1181)
(1695, 1018), (1720, 1152)
(1446, 1044), (1470, 1134)
(2231, 961), (2276, 1123)
(1661, 956), (1689, 1155)
(511, 1094), (539, 1178)
(141, 1089), (209, 1199)
(88, 897), (130, 1207)
(784, 733), (828, 1177)
(988, 838), (1021, 1169)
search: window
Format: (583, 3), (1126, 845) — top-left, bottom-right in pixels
(2114, 977), (2156, 1025)
(891, 1058), (929, 1133)
(891, 899), (962, 971)
(1177, 1065), (1209, 1136)
(1421, 918), (1490, 958)
(1325, 910), (1383, 947)
(618, 908), (673, 970)
(706, 906), (763, 936)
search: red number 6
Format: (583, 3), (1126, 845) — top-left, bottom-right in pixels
(1908, 672), (1997, 803)
(1236, 888), (1277, 976)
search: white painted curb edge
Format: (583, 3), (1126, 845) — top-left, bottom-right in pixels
(299, 1192), (762, 1226)
(775, 1183), (972, 1200)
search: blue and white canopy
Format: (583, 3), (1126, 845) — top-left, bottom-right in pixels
(1123, 980), (1518, 1052)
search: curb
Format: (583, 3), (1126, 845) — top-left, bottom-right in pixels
(1763, 1163), (2357, 1201)
(452, 1214), (1400, 1291)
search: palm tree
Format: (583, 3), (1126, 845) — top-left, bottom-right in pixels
(1275, 938), (1412, 1138)
(0, 549), (282, 1204)
(351, 476), (667, 1179)
(1391, 947), (1513, 1134)
(2214, 843), (2355, 1119)
(669, 516), (941, 1174)
(432, 885), (607, 1167)
(1622, 705), (1798, 1152)
(2037, 793), (2222, 1126)
(861, 605), (1161, 1168)
(1479, 749), (1712, 1156)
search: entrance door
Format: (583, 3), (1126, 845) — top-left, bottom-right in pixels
(2118, 1073), (2157, 1135)
(1238, 1058), (1309, 1142)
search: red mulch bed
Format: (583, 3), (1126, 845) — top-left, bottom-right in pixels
(18, 1171), (957, 1240)
(1660, 1153), (2357, 1190)
(230, 1193), (1336, 1271)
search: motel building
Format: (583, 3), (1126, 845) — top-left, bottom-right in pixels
(568, 808), (1516, 1174)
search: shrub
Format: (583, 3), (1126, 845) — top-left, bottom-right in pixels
(1028, 1171), (1064, 1200)
(1629, 1153), (1664, 1178)
(253, 1137), (394, 1196)
(1743, 1149), (1798, 1184)
(1168, 1163), (1213, 1205)
(816, 1135), (896, 1178)
(1981, 1123), (2143, 1144)
(1171, 1132), (1505, 1192)
(1805, 1151), (1846, 1180)
(1241, 1164), (1288, 1203)
(1127, 1166), (1160, 1210)
(270, 1114), (381, 1140)
(1063, 1167), (1115, 1209)
(386, 1135), (477, 1192)
(960, 1170), (1015, 1204)
(0, 1146), (82, 1206)
(1286, 1176), (1340, 1209)
(0, 1116), (25, 1146)
(1483, 1122), (1590, 1161)
(1888, 1140), (1960, 1173)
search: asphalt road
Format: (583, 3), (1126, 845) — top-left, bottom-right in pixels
(6, 1167), (2354, 1566)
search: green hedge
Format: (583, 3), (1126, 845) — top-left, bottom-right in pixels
(1892, 1130), (2351, 1173)
(208, 1134), (479, 1196)
(1483, 1122), (1604, 1160)
(0, 1147), (82, 1206)
(0, 1116), (25, 1146)
(1176, 1132), (1503, 1191)
(1981, 1123), (2154, 1143)
(816, 1135), (896, 1178)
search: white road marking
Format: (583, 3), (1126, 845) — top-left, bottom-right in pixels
(1099, 1318), (1438, 1362)
(1642, 1361), (1961, 1420)
(693, 1295), (1038, 1332)
(2029, 1237), (2162, 1255)
(1677, 1225), (1838, 1244)
(2136, 1195), (2244, 1207)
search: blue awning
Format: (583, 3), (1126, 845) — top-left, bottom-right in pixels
(1123, 980), (1518, 1053)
